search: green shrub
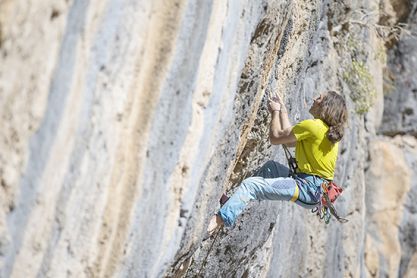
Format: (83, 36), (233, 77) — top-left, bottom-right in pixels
(342, 60), (376, 114)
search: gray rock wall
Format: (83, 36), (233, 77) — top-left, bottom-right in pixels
(369, 0), (417, 276)
(380, 2), (417, 136)
(0, 0), (416, 277)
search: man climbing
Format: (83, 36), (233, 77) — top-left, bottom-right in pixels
(208, 91), (348, 234)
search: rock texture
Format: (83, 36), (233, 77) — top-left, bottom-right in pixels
(0, 0), (416, 277)
(365, 138), (412, 277)
(373, 1), (417, 277)
(380, 1), (417, 136)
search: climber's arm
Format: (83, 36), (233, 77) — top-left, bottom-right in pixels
(284, 142), (296, 148)
(278, 108), (296, 147)
(269, 111), (297, 145)
(268, 95), (297, 145)
(279, 107), (291, 130)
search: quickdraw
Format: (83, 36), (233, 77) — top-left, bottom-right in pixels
(311, 182), (348, 224)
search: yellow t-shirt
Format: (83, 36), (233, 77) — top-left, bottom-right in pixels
(292, 119), (338, 180)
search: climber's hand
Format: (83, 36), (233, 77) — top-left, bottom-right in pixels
(274, 94), (285, 105)
(268, 94), (284, 112)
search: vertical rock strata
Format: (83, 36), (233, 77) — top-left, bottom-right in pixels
(372, 0), (417, 277)
(380, 2), (417, 136)
(0, 0), (416, 277)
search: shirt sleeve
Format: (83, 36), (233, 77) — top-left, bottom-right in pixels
(292, 119), (318, 141)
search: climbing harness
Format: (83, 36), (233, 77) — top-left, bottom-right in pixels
(282, 145), (348, 224)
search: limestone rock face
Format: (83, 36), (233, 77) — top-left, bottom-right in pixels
(0, 0), (416, 277)
(380, 2), (417, 136)
(365, 137), (417, 277)
(371, 1), (417, 277)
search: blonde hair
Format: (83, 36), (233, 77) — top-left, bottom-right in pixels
(318, 91), (348, 144)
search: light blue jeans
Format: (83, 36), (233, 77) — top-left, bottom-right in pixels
(218, 160), (325, 227)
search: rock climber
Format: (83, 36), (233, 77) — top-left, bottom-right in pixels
(208, 90), (348, 234)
